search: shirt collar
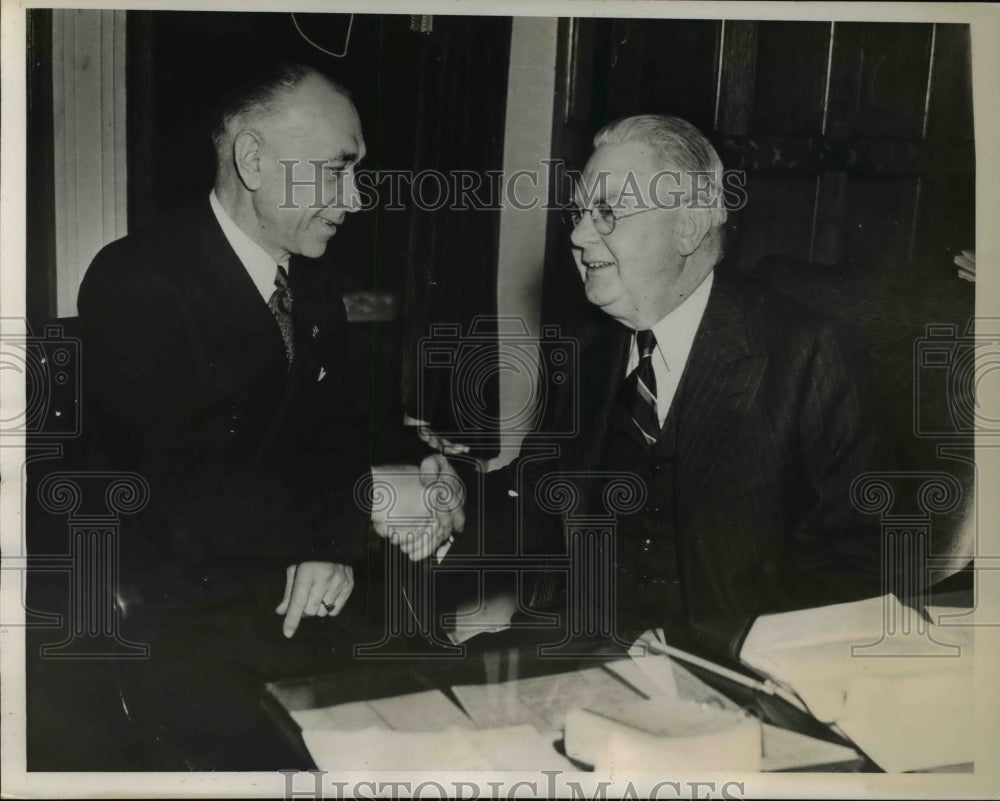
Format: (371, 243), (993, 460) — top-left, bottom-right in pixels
(209, 190), (287, 302)
(646, 270), (715, 370)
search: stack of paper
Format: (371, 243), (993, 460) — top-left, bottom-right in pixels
(740, 594), (974, 771)
(563, 698), (762, 772)
(954, 250), (975, 282)
(593, 654), (858, 772)
(295, 688), (575, 771)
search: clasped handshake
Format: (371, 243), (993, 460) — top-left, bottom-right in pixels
(276, 451), (467, 637)
(369, 452), (468, 562)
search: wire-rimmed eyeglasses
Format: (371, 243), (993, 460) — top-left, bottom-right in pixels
(560, 201), (663, 236)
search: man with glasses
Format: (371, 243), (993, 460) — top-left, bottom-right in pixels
(422, 114), (882, 660)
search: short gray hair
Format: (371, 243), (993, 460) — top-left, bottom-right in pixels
(593, 114), (728, 233)
(210, 61), (349, 160)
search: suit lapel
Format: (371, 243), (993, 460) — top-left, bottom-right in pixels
(675, 278), (767, 508)
(562, 314), (631, 475)
(188, 200), (288, 386)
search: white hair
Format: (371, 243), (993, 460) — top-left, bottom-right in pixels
(593, 114), (728, 258)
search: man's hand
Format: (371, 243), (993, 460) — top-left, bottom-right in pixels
(275, 561), (354, 638)
(369, 460), (465, 562)
(418, 452), (466, 542)
(416, 423), (471, 456)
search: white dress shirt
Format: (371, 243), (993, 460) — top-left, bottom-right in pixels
(625, 271), (714, 425)
(209, 190), (288, 301)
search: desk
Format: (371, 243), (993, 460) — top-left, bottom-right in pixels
(263, 632), (873, 772)
(264, 583), (977, 774)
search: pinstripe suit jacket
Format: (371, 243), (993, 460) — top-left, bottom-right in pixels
(474, 273), (884, 658)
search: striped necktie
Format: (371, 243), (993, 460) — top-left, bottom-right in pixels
(267, 264), (294, 366)
(628, 329), (660, 445)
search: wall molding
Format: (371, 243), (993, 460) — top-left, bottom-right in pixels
(52, 9), (127, 317)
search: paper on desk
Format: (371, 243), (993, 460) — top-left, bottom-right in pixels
(451, 682), (551, 731)
(740, 594), (975, 770)
(302, 724), (574, 772)
(452, 667), (645, 732)
(607, 655), (857, 771)
(836, 667), (974, 772)
(467, 725), (575, 770)
(291, 700), (388, 732)
(741, 594), (973, 723)
(369, 689), (474, 731)
(291, 690), (473, 733)
(303, 726), (491, 771)
(604, 659), (666, 701)
(610, 643), (739, 712)
(624, 630), (679, 699)
(564, 701), (761, 772)
(760, 725), (860, 771)
(742, 594), (971, 663)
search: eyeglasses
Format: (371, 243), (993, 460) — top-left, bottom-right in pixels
(560, 201), (663, 236)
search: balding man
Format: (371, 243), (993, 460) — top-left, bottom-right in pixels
(78, 62), (454, 767)
(430, 115), (883, 660)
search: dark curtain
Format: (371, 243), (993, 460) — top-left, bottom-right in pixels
(401, 17), (512, 458)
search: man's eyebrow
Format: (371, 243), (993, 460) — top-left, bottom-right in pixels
(327, 150), (360, 164)
(572, 190), (613, 207)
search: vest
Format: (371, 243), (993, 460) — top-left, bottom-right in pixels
(601, 375), (688, 641)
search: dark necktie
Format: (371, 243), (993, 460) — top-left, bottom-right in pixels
(267, 264), (294, 366)
(627, 329), (660, 445)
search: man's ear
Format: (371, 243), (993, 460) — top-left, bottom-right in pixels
(233, 130), (264, 191)
(675, 207), (713, 257)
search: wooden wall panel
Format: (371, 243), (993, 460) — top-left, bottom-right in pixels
(716, 21), (758, 135)
(636, 19), (720, 133)
(926, 24), (974, 141)
(607, 19), (644, 122)
(751, 22), (830, 135)
(853, 23), (934, 138)
(825, 22), (866, 139)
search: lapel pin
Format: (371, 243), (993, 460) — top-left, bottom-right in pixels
(311, 325), (319, 338)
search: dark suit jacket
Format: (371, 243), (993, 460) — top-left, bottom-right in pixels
(78, 199), (423, 597)
(466, 274), (884, 659)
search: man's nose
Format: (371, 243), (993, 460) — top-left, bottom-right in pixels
(569, 209), (600, 249)
(339, 171), (363, 213)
